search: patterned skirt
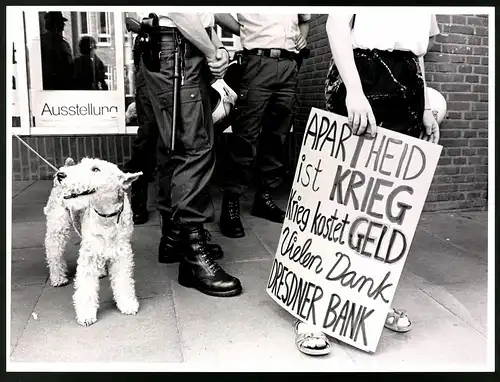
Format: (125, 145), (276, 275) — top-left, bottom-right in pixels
(325, 48), (425, 138)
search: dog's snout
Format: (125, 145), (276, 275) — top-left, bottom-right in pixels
(56, 172), (67, 182)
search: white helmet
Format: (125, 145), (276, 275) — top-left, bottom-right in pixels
(211, 79), (238, 125)
(125, 101), (137, 125)
(211, 60), (239, 125)
(427, 87), (447, 125)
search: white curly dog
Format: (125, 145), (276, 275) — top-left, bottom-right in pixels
(43, 157), (142, 327)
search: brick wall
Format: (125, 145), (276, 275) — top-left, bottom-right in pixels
(294, 14), (489, 212)
(12, 135), (135, 181)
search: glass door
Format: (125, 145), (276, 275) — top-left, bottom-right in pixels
(24, 10), (127, 135)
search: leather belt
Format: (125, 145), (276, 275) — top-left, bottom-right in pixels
(243, 48), (298, 60)
(158, 26), (212, 38)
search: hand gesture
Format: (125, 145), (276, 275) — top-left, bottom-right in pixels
(208, 48), (229, 79)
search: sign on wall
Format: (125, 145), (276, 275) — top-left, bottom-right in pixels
(32, 91), (121, 128)
(266, 108), (442, 353)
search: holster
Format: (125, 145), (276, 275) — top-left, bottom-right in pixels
(136, 13), (161, 72)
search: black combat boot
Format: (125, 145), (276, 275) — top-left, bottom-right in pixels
(131, 178), (149, 225)
(219, 193), (245, 238)
(178, 225), (242, 297)
(158, 215), (223, 264)
(251, 189), (285, 223)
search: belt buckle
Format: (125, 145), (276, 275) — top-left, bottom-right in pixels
(269, 49), (281, 59)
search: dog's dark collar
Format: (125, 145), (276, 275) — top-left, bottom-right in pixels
(94, 203), (124, 222)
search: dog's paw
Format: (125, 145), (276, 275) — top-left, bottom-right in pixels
(117, 298), (139, 315)
(50, 276), (69, 287)
(76, 315), (97, 327)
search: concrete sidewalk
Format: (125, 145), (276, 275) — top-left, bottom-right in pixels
(9, 180), (490, 371)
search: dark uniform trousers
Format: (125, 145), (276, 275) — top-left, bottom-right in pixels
(141, 31), (216, 225)
(123, 48), (158, 186)
(222, 53), (299, 196)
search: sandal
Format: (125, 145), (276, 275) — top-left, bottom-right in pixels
(294, 320), (331, 356)
(384, 308), (412, 333)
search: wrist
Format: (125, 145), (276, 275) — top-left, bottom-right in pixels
(218, 46), (229, 56)
(206, 51), (217, 62)
(346, 83), (365, 97)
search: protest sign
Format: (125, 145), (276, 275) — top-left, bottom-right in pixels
(266, 108), (442, 353)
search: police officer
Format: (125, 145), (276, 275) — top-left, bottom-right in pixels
(214, 14), (311, 239)
(124, 23), (223, 265)
(137, 12), (242, 297)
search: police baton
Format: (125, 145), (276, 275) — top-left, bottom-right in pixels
(172, 40), (181, 151)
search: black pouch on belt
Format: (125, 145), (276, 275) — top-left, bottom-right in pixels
(139, 13), (161, 72)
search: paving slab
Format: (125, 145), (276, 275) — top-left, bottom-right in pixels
(12, 221), (46, 249)
(457, 211), (489, 224)
(171, 259), (354, 365)
(438, 280), (489, 335)
(11, 280), (179, 363)
(12, 203), (46, 223)
(12, 180), (53, 205)
(417, 212), (488, 258)
(11, 247), (49, 287)
(12, 181), (36, 198)
(132, 225), (162, 250)
(133, 245), (176, 283)
(247, 216), (285, 255)
(11, 221), (82, 250)
(10, 284), (45, 354)
(338, 279), (488, 370)
(404, 228), (487, 286)
(403, 273), (489, 336)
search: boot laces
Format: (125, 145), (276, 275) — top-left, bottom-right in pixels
(262, 192), (279, 210)
(227, 200), (240, 220)
(199, 247), (222, 273)
(193, 232), (221, 273)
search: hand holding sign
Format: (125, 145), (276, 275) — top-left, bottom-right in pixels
(267, 108), (442, 353)
(421, 110), (440, 145)
(346, 90), (378, 137)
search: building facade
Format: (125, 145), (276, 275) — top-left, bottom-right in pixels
(10, 12), (489, 212)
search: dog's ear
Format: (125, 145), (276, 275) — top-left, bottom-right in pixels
(64, 157), (75, 166)
(120, 172), (142, 189)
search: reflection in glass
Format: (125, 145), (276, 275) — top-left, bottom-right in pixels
(38, 11), (117, 91)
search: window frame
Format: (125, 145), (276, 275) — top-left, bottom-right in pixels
(79, 12), (91, 36)
(96, 12), (112, 47)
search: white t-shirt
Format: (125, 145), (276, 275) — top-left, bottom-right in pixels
(137, 12), (214, 29)
(350, 13), (440, 57)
